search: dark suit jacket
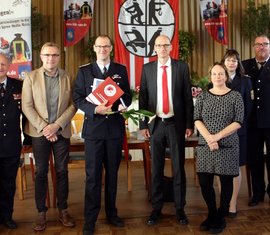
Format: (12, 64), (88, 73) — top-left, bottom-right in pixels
(230, 74), (253, 135)
(208, 74), (253, 136)
(242, 58), (270, 129)
(0, 77), (22, 157)
(73, 61), (132, 140)
(139, 59), (194, 135)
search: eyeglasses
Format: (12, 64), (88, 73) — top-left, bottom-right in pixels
(254, 42), (269, 48)
(41, 54), (60, 58)
(95, 45), (111, 49)
(225, 59), (238, 63)
(155, 44), (171, 49)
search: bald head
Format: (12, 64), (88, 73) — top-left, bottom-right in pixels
(0, 54), (10, 82)
(154, 35), (172, 64)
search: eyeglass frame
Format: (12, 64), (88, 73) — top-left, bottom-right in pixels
(224, 58), (238, 64)
(41, 54), (60, 58)
(154, 44), (171, 49)
(94, 45), (112, 49)
(253, 42), (269, 48)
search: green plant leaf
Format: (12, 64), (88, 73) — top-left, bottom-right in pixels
(106, 109), (156, 126)
(241, 0), (270, 40)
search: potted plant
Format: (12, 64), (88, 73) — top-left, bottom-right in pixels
(178, 29), (196, 63)
(241, 0), (270, 40)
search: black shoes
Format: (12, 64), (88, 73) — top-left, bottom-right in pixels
(83, 216), (123, 234)
(0, 217), (18, 229)
(147, 209), (162, 226)
(228, 211), (237, 218)
(208, 207), (226, 234)
(200, 207), (217, 231)
(176, 209), (188, 225)
(82, 222), (95, 235)
(147, 209), (188, 226)
(106, 215), (124, 227)
(248, 196), (264, 206)
(227, 205), (237, 218)
(209, 220), (226, 234)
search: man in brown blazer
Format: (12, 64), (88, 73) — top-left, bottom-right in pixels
(22, 42), (77, 231)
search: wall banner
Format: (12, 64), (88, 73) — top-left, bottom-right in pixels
(114, 0), (179, 88)
(63, 0), (94, 47)
(0, 0), (32, 79)
(199, 0), (228, 45)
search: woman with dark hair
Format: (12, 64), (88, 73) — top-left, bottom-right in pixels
(221, 50), (253, 218)
(194, 62), (244, 234)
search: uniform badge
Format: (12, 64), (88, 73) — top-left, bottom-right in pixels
(250, 90), (254, 100)
(13, 94), (21, 100)
(112, 74), (121, 80)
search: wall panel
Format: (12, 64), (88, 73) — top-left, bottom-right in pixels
(31, 0), (270, 79)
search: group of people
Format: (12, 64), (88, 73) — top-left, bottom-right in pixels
(0, 35), (131, 235)
(194, 34), (270, 234)
(0, 33), (269, 235)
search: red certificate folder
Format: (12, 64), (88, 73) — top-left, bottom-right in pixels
(86, 76), (124, 106)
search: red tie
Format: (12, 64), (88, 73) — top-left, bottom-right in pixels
(161, 66), (169, 114)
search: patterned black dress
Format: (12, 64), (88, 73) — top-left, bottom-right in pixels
(194, 90), (244, 176)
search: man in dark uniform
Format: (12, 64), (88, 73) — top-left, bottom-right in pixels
(0, 53), (23, 229)
(242, 34), (270, 206)
(73, 35), (131, 235)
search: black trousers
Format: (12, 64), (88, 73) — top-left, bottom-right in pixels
(150, 119), (186, 211)
(84, 137), (123, 224)
(247, 128), (270, 198)
(0, 156), (20, 218)
(32, 135), (70, 212)
(198, 173), (233, 213)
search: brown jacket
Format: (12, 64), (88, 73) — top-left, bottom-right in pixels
(22, 67), (77, 138)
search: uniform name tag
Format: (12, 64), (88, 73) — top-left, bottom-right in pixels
(13, 94), (21, 100)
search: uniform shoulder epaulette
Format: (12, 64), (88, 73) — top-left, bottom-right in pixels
(80, 63), (91, 68)
(17, 78), (24, 82)
(244, 74), (251, 78)
(114, 62), (126, 68)
(11, 77), (23, 82)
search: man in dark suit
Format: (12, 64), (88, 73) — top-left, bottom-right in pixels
(242, 34), (270, 207)
(0, 53), (23, 229)
(73, 35), (131, 235)
(139, 35), (194, 226)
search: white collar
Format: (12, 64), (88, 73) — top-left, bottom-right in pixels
(96, 61), (110, 72)
(158, 57), (171, 68)
(0, 77), (7, 87)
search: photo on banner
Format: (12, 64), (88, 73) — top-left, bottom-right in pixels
(0, 0), (32, 79)
(199, 0), (228, 45)
(63, 0), (94, 47)
(114, 0), (179, 88)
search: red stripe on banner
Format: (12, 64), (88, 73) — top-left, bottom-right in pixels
(114, 0), (179, 88)
(134, 57), (144, 89)
(64, 19), (92, 47)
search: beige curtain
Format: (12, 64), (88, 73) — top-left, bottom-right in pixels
(31, 0), (269, 79)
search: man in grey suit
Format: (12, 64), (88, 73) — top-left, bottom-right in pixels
(139, 35), (194, 226)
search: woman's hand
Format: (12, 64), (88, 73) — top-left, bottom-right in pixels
(208, 142), (219, 151)
(205, 134), (220, 145)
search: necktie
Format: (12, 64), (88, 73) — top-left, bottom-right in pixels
(0, 83), (5, 98)
(258, 61), (266, 70)
(161, 66), (169, 114)
(103, 67), (108, 78)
